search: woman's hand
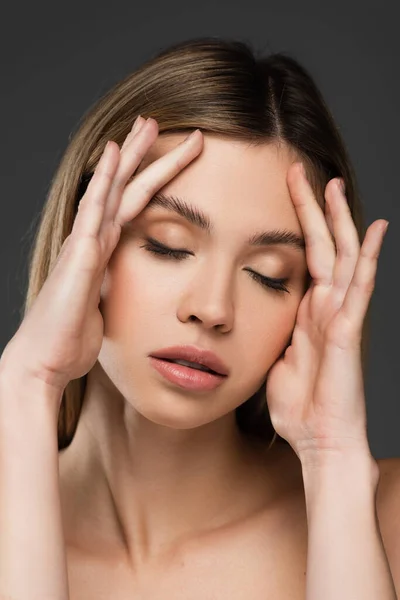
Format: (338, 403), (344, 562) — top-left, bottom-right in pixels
(1, 118), (203, 396)
(265, 163), (389, 463)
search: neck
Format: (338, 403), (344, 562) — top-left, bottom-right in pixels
(59, 362), (280, 569)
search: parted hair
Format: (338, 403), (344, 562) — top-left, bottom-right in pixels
(21, 36), (370, 451)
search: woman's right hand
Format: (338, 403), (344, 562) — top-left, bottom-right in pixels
(0, 117), (203, 396)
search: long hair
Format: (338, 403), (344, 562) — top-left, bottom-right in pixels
(21, 37), (369, 451)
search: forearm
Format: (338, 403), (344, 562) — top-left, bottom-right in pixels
(0, 371), (69, 600)
(301, 450), (397, 600)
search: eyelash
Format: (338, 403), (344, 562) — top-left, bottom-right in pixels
(140, 238), (290, 294)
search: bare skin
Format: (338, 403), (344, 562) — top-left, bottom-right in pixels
(58, 133), (311, 596)
(60, 440), (309, 599)
(2, 117), (396, 599)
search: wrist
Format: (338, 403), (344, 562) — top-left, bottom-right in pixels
(0, 364), (63, 426)
(300, 447), (380, 492)
(298, 435), (377, 470)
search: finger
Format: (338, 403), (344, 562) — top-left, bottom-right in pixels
(115, 129), (203, 226)
(287, 163), (336, 286)
(72, 140), (120, 239)
(102, 117), (159, 225)
(324, 196), (334, 239)
(120, 115), (146, 152)
(338, 220), (388, 336)
(327, 179), (360, 293)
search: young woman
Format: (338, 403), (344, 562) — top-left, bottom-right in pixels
(0, 37), (398, 599)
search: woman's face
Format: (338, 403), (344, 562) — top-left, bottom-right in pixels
(98, 134), (309, 428)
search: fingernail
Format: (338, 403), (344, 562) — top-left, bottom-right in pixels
(131, 115), (143, 134)
(337, 178), (346, 194)
(185, 129), (200, 142)
(383, 221), (389, 236)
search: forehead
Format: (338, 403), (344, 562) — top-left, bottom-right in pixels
(137, 133), (295, 181)
(135, 134), (300, 227)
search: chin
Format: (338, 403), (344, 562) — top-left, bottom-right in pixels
(117, 377), (240, 431)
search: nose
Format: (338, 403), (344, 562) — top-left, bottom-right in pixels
(176, 259), (234, 333)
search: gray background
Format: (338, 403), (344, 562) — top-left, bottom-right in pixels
(1, 0), (398, 459)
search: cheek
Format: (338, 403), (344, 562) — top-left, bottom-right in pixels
(242, 306), (297, 373)
(99, 249), (176, 339)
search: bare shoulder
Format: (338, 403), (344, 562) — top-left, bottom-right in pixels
(375, 457), (400, 594)
(376, 456), (400, 513)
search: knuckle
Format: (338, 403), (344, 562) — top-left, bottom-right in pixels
(96, 167), (114, 184)
(128, 146), (145, 163)
(336, 244), (355, 260)
(174, 153), (188, 171)
(360, 245), (378, 261)
(134, 177), (154, 199)
(355, 278), (375, 295)
(365, 282), (375, 295)
(110, 175), (126, 191)
(114, 154), (143, 189)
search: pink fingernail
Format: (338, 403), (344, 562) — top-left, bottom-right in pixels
(185, 129), (200, 143)
(338, 178), (346, 194)
(383, 221), (389, 236)
(131, 115), (143, 134)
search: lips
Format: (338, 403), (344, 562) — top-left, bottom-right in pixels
(149, 345), (230, 376)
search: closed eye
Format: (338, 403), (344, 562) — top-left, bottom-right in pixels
(140, 237), (290, 294)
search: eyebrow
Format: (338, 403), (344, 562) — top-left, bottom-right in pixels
(143, 192), (305, 253)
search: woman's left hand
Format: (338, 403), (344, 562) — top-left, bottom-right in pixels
(265, 163), (389, 463)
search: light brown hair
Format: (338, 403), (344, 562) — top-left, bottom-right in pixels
(21, 37), (370, 451)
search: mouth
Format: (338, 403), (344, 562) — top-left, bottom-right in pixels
(159, 358), (220, 375)
(148, 356), (227, 392)
(149, 345), (230, 377)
